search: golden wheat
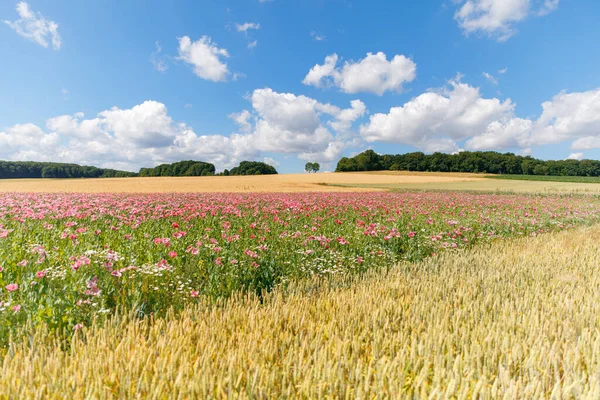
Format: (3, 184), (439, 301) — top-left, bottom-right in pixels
(0, 172), (481, 193)
(2, 172), (599, 194)
(2, 225), (600, 398)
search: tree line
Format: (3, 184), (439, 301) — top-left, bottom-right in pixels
(224, 161), (278, 176)
(335, 150), (600, 176)
(0, 160), (278, 179)
(138, 160), (216, 177)
(0, 161), (136, 179)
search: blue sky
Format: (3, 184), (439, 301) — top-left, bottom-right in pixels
(1, 0), (600, 173)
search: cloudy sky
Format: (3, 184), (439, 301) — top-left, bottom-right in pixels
(1, 0), (599, 172)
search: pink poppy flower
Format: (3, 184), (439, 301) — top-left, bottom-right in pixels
(5, 283), (18, 292)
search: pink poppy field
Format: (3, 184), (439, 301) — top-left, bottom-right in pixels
(1, 191), (600, 343)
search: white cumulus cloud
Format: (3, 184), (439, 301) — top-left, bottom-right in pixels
(466, 118), (532, 150)
(360, 76), (514, 152)
(454, 0), (560, 42)
(298, 141), (347, 164)
(1, 102), (258, 171)
(327, 100), (367, 134)
(7, 82), (600, 172)
(177, 36), (230, 82)
(0, 88), (368, 171)
(303, 52), (417, 95)
(249, 88), (365, 161)
(532, 88), (600, 147)
(250, 89), (334, 154)
(0, 123), (60, 160)
(229, 110), (253, 133)
(420, 84), (600, 154)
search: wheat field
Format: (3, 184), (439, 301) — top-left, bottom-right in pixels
(3, 172), (600, 194)
(0, 172), (481, 193)
(4, 224), (600, 398)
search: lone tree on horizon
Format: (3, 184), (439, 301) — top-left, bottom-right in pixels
(305, 162), (321, 173)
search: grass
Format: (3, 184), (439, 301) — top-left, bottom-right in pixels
(324, 179), (600, 193)
(486, 174), (600, 183)
(360, 170), (484, 178)
(4, 224), (600, 398)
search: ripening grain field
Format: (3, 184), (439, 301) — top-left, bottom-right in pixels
(2, 188), (600, 397)
(0, 172), (482, 193)
(5, 225), (600, 398)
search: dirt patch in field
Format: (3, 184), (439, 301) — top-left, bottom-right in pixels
(0, 172), (482, 193)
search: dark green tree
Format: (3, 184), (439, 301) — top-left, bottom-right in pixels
(0, 161), (136, 179)
(334, 151), (600, 177)
(305, 162), (320, 173)
(229, 161), (278, 176)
